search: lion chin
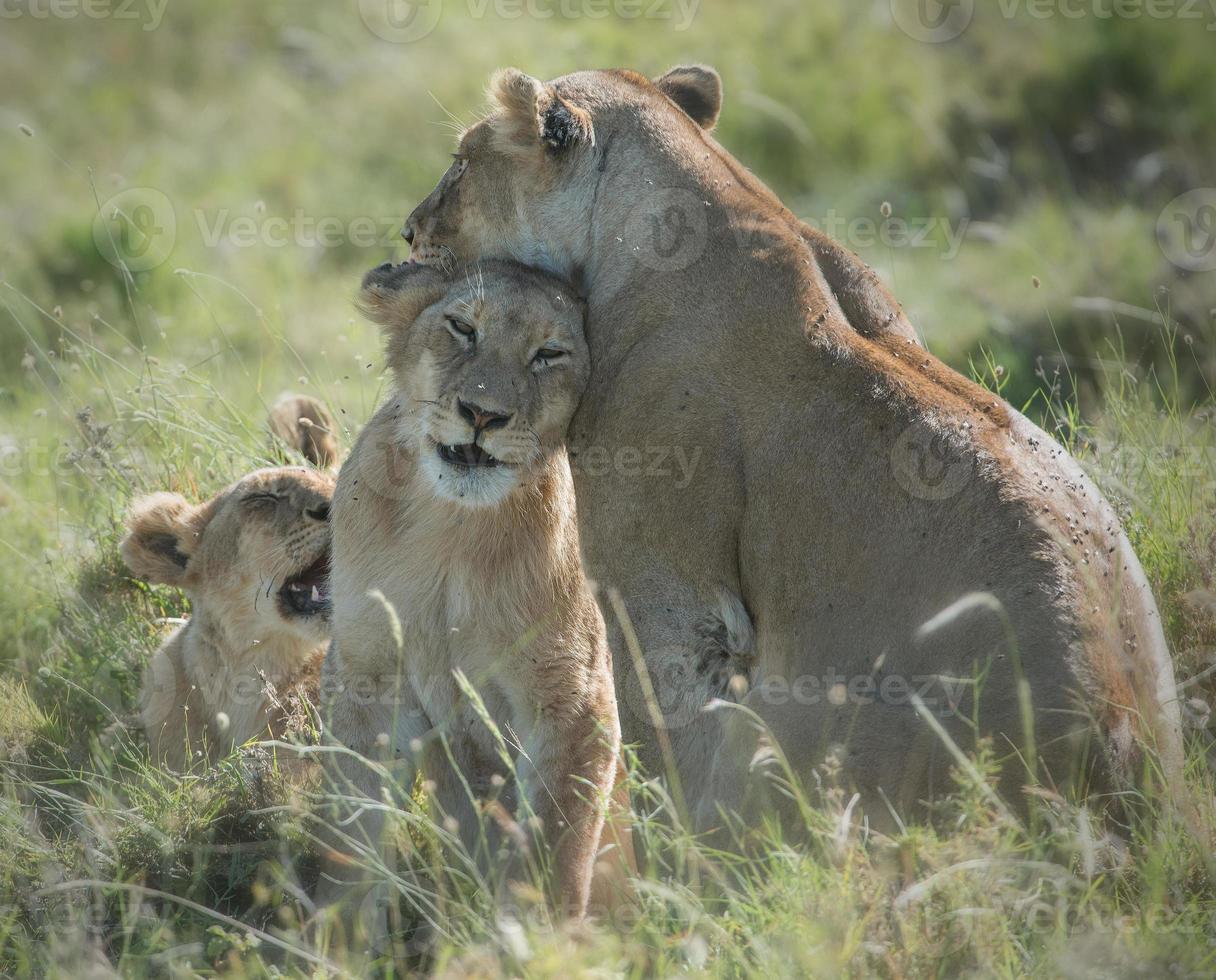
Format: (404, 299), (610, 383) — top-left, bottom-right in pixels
(420, 438), (520, 507)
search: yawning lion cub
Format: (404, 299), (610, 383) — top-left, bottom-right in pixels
(122, 465), (334, 771)
(319, 259), (625, 927)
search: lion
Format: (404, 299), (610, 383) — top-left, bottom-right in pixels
(268, 392), (340, 469)
(394, 65), (1184, 827)
(121, 465), (334, 771)
(317, 259), (630, 939)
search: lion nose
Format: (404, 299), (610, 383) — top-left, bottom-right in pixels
(402, 222), (415, 245)
(305, 502), (330, 523)
(458, 399), (511, 433)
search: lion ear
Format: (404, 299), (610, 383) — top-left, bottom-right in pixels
(358, 262), (450, 337)
(654, 65), (722, 130)
(489, 67), (594, 152)
(120, 492), (208, 587)
(268, 393), (340, 469)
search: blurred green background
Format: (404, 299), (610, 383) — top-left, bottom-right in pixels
(2, 5), (1216, 973)
(0, 0), (1214, 667)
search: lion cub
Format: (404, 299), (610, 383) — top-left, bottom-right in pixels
(320, 260), (623, 921)
(122, 466), (334, 771)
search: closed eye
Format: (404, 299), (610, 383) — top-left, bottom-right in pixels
(447, 317), (475, 342)
(532, 346), (568, 367)
(243, 492), (283, 507)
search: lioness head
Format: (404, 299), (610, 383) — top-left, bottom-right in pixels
(359, 260), (587, 508)
(402, 65), (721, 276)
(120, 467), (335, 639)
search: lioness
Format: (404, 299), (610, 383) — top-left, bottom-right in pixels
(397, 65), (1184, 823)
(122, 467), (334, 771)
(319, 259), (624, 929)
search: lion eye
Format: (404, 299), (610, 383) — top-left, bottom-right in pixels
(447, 317), (475, 342)
(532, 347), (567, 366)
(243, 492), (283, 507)
(450, 155), (468, 179)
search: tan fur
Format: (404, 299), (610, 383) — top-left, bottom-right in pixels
(121, 467), (334, 771)
(396, 65), (1184, 826)
(318, 261), (629, 939)
(268, 392), (340, 469)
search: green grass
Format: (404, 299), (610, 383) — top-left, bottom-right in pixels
(1, 1), (1215, 975)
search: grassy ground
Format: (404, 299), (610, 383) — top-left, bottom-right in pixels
(1, 1), (1215, 975)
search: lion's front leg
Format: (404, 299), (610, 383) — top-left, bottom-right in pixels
(520, 707), (620, 918)
(313, 648), (429, 956)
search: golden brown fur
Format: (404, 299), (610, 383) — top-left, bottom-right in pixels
(317, 261), (629, 944)
(268, 392), (340, 469)
(121, 467), (334, 771)
(396, 65), (1184, 828)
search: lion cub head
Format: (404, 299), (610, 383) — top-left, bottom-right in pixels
(359, 260), (587, 507)
(121, 467), (335, 638)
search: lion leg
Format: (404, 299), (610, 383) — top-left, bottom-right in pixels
(519, 709), (619, 918)
(587, 752), (638, 920)
(698, 688), (973, 840)
(314, 653), (427, 957)
(603, 585), (757, 826)
(141, 639), (213, 771)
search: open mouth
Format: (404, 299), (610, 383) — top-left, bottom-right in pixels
(436, 442), (501, 468)
(277, 551), (331, 619)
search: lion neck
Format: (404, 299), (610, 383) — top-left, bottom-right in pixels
(579, 118), (822, 363)
(403, 447), (584, 602)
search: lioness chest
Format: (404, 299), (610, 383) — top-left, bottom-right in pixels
(331, 423), (546, 739)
